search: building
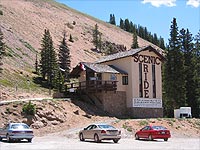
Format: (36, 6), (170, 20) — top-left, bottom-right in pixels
(69, 45), (165, 118)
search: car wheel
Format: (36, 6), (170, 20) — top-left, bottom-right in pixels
(0, 136), (2, 141)
(94, 134), (100, 143)
(113, 139), (119, 143)
(164, 138), (168, 141)
(6, 134), (12, 143)
(28, 139), (32, 142)
(148, 135), (153, 141)
(79, 133), (85, 141)
(135, 134), (139, 140)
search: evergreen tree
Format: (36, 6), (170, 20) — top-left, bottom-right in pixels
(159, 37), (166, 50)
(69, 34), (74, 42)
(109, 14), (116, 25)
(0, 28), (5, 74)
(40, 29), (58, 87)
(124, 19), (130, 32)
(35, 53), (39, 74)
(153, 33), (159, 45)
(92, 24), (102, 51)
(58, 32), (71, 88)
(131, 31), (139, 49)
(119, 18), (124, 29)
(163, 18), (186, 117)
(193, 31), (200, 117)
(180, 28), (196, 114)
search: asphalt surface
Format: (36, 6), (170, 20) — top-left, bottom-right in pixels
(0, 135), (200, 150)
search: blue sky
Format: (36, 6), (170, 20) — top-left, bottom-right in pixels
(56, 0), (200, 43)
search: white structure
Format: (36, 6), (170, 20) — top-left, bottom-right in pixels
(174, 107), (192, 118)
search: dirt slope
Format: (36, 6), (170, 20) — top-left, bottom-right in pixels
(0, 0), (163, 99)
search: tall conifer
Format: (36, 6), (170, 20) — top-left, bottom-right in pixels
(58, 32), (71, 84)
(40, 29), (58, 87)
(163, 18), (186, 117)
(0, 28), (5, 74)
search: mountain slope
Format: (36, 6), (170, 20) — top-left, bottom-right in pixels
(0, 0), (161, 98)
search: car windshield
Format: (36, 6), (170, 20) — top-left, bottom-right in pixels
(11, 124), (29, 129)
(98, 125), (115, 129)
(152, 126), (167, 130)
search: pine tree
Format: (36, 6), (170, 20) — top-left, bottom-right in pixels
(35, 53), (39, 74)
(124, 19), (130, 32)
(92, 24), (102, 51)
(163, 18), (186, 117)
(109, 14), (116, 25)
(159, 37), (165, 50)
(119, 18), (124, 29)
(131, 31), (139, 49)
(0, 28), (5, 74)
(180, 28), (196, 114)
(193, 31), (200, 117)
(69, 34), (74, 42)
(112, 14), (116, 25)
(40, 29), (58, 87)
(58, 32), (71, 91)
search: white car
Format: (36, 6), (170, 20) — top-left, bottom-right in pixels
(0, 123), (34, 142)
(79, 123), (121, 143)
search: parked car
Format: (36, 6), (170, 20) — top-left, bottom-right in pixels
(135, 125), (171, 141)
(79, 123), (121, 143)
(0, 123), (34, 142)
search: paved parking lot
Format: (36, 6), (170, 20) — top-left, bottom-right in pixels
(0, 136), (200, 150)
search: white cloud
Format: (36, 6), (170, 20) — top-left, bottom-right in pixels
(186, 0), (200, 7)
(142, 0), (176, 7)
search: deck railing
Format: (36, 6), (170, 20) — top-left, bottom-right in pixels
(66, 80), (118, 93)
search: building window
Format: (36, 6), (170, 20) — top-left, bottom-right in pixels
(122, 76), (128, 85)
(139, 63), (143, 97)
(152, 64), (156, 98)
(110, 74), (117, 80)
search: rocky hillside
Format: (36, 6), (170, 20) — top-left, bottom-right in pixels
(0, 99), (199, 138)
(0, 0), (163, 98)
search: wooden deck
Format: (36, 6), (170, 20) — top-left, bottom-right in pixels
(66, 80), (118, 93)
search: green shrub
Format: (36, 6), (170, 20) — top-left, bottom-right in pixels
(139, 120), (148, 126)
(0, 10), (3, 15)
(22, 101), (36, 115)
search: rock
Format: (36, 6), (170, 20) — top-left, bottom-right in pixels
(83, 114), (92, 119)
(51, 120), (59, 125)
(74, 110), (79, 115)
(31, 121), (44, 129)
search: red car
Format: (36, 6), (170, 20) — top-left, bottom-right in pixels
(135, 125), (171, 141)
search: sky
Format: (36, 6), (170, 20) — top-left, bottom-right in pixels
(56, 0), (200, 44)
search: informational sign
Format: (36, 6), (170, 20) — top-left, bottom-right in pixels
(132, 98), (162, 108)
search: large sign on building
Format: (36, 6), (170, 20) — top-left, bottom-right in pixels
(132, 98), (162, 108)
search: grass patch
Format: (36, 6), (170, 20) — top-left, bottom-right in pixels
(139, 120), (148, 126)
(122, 123), (132, 132)
(19, 39), (37, 53)
(156, 118), (162, 121)
(0, 79), (13, 86)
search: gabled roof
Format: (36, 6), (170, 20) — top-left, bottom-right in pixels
(96, 45), (165, 63)
(69, 62), (127, 78)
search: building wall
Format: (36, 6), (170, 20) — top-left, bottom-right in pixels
(102, 73), (126, 91)
(94, 91), (127, 117)
(128, 107), (163, 118)
(100, 48), (163, 118)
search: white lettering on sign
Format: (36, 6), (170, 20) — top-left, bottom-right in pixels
(132, 98), (162, 108)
